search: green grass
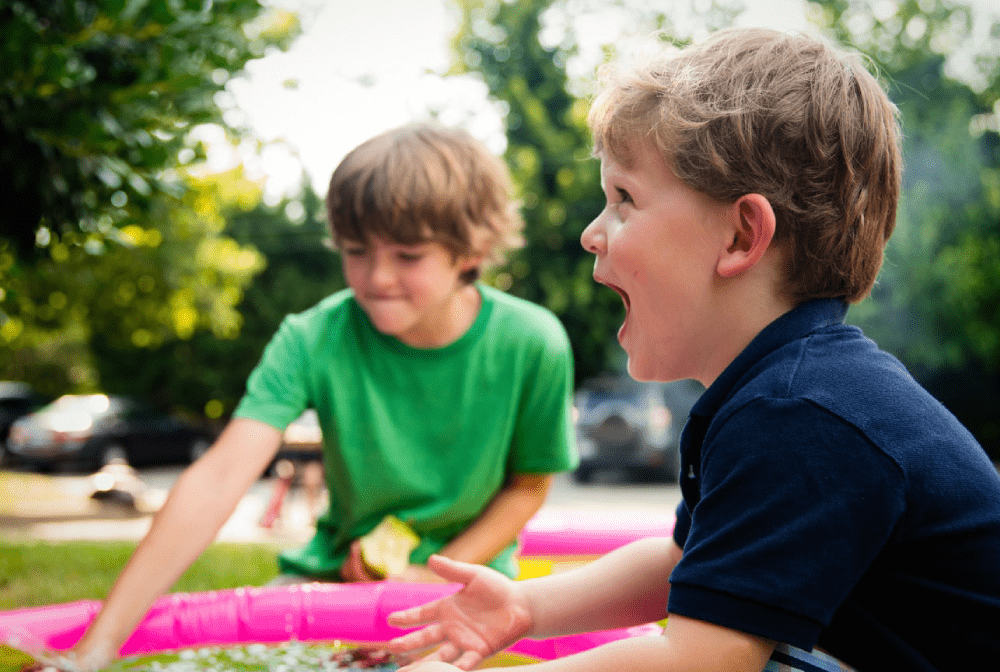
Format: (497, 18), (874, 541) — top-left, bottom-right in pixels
(0, 540), (285, 672)
(0, 540), (282, 610)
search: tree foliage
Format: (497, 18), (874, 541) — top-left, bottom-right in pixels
(86, 181), (339, 420)
(204, 186), (344, 417)
(1, 0), (297, 257)
(812, 0), (1000, 452)
(1, 164), (267, 397)
(2, 0), (996, 457)
(0, 0), (300, 410)
(450, 0), (607, 384)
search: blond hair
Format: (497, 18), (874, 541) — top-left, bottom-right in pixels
(589, 28), (902, 303)
(326, 122), (524, 282)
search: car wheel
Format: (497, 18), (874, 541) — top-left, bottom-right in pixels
(101, 443), (129, 466)
(189, 438), (211, 463)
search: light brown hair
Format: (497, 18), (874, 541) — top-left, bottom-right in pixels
(589, 28), (902, 303)
(326, 122), (524, 283)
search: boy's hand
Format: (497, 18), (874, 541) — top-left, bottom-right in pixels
(17, 642), (114, 672)
(8, 627), (115, 672)
(339, 540), (381, 582)
(386, 555), (532, 671)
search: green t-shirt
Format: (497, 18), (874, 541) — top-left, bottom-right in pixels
(234, 284), (577, 578)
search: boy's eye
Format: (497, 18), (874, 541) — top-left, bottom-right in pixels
(616, 187), (633, 205)
(397, 252), (424, 263)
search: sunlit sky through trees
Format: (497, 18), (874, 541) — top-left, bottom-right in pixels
(213, 0), (998, 203)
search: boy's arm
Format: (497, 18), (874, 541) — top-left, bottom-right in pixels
(390, 537), (680, 662)
(492, 610), (773, 672)
(405, 473), (552, 579)
(69, 418), (284, 670)
(438, 473), (553, 564)
(401, 618), (774, 672)
(393, 539), (774, 672)
(526, 534), (679, 635)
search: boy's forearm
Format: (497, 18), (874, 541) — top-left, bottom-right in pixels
(75, 420), (282, 663)
(461, 618), (772, 672)
(75, 468), (232, 656)
(524, 536), (680, 638)
(436, 474), (552, 566)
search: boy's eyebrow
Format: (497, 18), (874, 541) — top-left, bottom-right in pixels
(601, 161), (637, 190)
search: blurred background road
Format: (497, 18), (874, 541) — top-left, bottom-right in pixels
(0, 467), (682, 547)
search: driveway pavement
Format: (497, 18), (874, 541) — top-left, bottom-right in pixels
(0, 467), (682, 547)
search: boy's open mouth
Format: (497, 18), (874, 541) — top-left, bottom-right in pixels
(602, 281), (630, 343)
(603, 281), (630, 312)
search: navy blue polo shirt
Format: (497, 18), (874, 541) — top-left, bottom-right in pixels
(669, 299), (1000, 671)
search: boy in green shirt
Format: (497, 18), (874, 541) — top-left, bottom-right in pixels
(63, 122), (577, 671)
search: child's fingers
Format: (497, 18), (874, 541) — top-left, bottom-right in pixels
(387, 623), (445, 653)
(413, 641), (476, 668)
(340, 541), (378, 582)
(386, 599), (444, 628)
(425, 554), (478, 584)
(410, 643), (482, 671)
(451, 650), (485, 671)
(21, 651), (86, 672)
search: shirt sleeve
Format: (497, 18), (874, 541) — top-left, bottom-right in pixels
(233, 315), (311, 430)
(506, 313), (579, 475)
(667, 397), (906, 650)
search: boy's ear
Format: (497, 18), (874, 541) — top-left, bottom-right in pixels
(716, 194), (777, 278)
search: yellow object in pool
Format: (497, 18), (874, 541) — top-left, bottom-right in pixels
(516, 555), (599, 579)
(359, 515), (421, 578)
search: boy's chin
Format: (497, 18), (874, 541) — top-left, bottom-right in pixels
(626, 358), (682, 384)
(361, 307), (410, 335)
(625, 359), (655, 382)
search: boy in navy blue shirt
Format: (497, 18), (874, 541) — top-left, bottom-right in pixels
(387, 28), (1000, 672)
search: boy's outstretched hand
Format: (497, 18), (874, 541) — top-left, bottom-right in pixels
(386, 555), (533, 671)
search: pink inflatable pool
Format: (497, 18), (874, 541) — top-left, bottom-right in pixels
(0, 583), (661, 664)
(518, 509), (675, 556)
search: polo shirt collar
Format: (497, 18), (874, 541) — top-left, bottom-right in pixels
(690, 298), (849, 419)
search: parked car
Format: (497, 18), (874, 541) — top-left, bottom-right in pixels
(572, 375), (704, 483)
(279, 409), (324, 460)
(1, 381), (50, 443)
(6, 394), (214, 472)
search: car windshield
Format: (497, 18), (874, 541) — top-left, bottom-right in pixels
(28, 395), (126, 433)
(44, 394), (120, 415)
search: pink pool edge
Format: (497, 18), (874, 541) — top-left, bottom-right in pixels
(518, 509), (675, 556)
(0, 583), (662, 662)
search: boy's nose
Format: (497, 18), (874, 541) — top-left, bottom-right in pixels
(368, 256), (397, 289)
(580, 217), (606, 255)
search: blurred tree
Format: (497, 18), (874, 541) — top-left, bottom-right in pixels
(87, 182), (341, 421)
(1, 162), (267, 402)
(811, 0), (1000, 454)
(207, 184), (344, 418)
(0, 0), (298, 257)
(0, 0), (299, 412)
(451, 0), (609, 385)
